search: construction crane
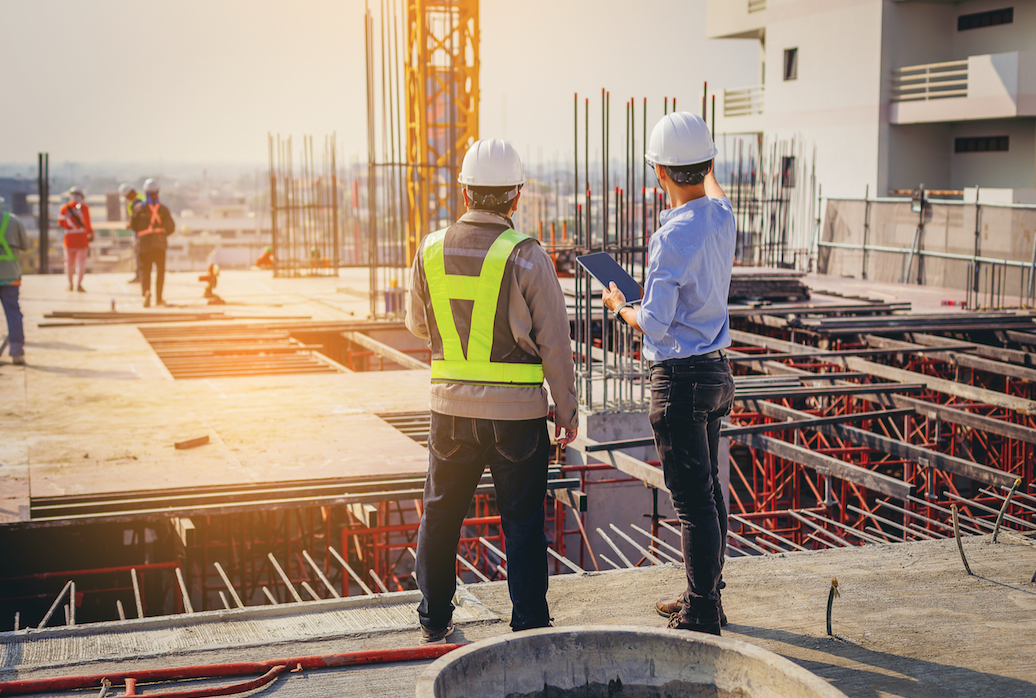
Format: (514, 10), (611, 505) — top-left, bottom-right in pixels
(404, 0), (479, 262)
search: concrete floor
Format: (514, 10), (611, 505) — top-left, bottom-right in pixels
(3, 536), (1034, 697)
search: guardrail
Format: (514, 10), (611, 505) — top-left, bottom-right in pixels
(748, 0), (766, 12)
(724, 84), (765, 117)
(892, 59), (968, 103)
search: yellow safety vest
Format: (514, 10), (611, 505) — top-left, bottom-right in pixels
(0, 214), (15, 261)
(424, 228), (545, 386)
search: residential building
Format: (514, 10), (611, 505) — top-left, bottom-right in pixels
(710, 0), (1036, 202)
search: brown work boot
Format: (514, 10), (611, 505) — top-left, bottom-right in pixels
(667, 612), (721, 637)
(655, 596), (682, 618)
(656, 596), (728, 626)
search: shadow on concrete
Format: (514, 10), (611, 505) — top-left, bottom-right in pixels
(26, 364), (139, 380)
(25, 341), (96, 352)
(730, 624), (1036, 698)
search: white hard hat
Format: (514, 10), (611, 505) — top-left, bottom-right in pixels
(457, 139), (526, 188)
(67, 186), (85, 200)
(645, 112), (718, 167)
(118, 183), (134, 197)
(143, 178), (160, 194)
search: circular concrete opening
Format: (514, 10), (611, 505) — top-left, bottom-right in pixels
(416, 625), (847, 698)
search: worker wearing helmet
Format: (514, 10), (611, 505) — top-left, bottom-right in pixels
(58, 186), (94, 292)
(602, 113), (736, 636)
(406, 138), (578, 642)
(119, 183), (146, 282)
(130, 178), (176, 307)
(255, 245), (274, 269)
(0, 196), (29, 365)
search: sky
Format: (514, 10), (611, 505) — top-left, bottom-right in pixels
(2, 0), (758, 170)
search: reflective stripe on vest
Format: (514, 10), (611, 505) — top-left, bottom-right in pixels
(140, 203), (164, 235)
(126, 193), (144, 220)
(424, 228), (545, 386)
(0, 214), (15, 262)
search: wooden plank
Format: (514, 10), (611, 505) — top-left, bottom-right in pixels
(910, 333), (1034, 367)
(864, 334), (1036, 382)
(732, 433), (913, 500)
(891, 395), (1036, 446)
(569, 434), (668, 492)
(728, 329), (1036, 415)
(347, 503), (379, 528)
(753, 401), (1017, 488)
(342, 331), (429, 371)
(550, 488), (588, 512)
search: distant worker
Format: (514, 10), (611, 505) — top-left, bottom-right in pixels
(119, 183), (146, 282)
(406, 139), (578, 642)
(601, 113), (736, 636)
(130, 178), (175, 307)
(256, 246), (274, 269)
(0, 197), (30, 365)
(59, 186), (94, 292)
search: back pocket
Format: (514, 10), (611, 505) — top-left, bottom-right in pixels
(492, 420), (541, 463)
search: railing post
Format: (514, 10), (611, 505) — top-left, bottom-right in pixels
(972, 188), (981, 293)
(861, 184), (870, 280)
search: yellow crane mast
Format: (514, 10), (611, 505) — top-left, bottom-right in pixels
(405, 0), (479, 263)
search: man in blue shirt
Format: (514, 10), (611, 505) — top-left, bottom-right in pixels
(603, 112), (735, 636)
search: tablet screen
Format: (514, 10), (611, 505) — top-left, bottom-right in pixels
(576, 252), (642, 303)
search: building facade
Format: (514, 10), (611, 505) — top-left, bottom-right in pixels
(710, 0), (1036, 202)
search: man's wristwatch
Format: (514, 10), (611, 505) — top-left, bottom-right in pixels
(613, 301), (635, 323)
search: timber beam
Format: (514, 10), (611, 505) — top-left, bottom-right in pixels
(753, 401), (1017, 488)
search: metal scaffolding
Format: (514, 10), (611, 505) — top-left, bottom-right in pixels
(267, 134), (340, 278)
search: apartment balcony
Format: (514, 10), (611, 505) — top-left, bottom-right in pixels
(721, 84), (765, 133)
(891, 51), (1036, 124)
(706, 0), (765, 40)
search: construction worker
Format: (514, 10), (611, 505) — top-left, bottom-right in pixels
(0, 197), (30, 365)
(405, 139), (578, 642)
(255, 246), (274, 269)
(601, 113), (736, 636)
(119, 183), (146, 282)
(130, 178), (175, 307)
(58, 186), (94, 292)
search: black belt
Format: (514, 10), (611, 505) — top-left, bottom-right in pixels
(653, 349), (727, 367)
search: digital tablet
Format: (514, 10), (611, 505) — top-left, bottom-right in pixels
(576, 252), (642, 303)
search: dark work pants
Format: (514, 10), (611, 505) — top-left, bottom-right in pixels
(417, 412), (550, 631)
(140, 248), (166, 302)
(649, 356), (735, 624)
(0, 285), (24, 357)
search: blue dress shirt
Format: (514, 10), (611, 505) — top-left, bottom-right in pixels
(634, 195), (736, 362)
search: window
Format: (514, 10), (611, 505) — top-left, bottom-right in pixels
(783, 48), (798, 81)
(955, 136), (1010, 153)
(958, 7), (1013, 31)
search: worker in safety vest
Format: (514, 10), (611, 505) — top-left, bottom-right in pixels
(58, 186), (94, 292)
(119, 183), (146, 282)
(602, 113), (736, 636)
(405, 139), (578, 642)
(130, 178), (176, 307)
(0, 197), (30, 365)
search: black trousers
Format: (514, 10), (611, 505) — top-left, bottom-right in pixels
(649, 356), (735, 624)
(417, 412), (551, 631)
(140, 248), (166, 302)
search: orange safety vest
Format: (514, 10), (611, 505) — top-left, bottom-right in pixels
(140, 203), (165, 236)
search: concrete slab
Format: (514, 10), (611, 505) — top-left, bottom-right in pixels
(0, 271), (434, 525)
(1, 537), (1033, 697)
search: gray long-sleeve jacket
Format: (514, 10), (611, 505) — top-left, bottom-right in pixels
(0, 213), (29, 286)
(406, 210), (578, 430)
